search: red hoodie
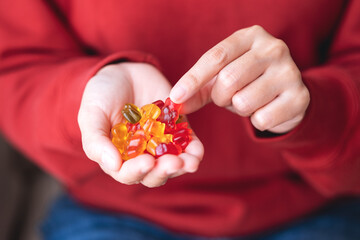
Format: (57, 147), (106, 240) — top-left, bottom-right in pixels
(1, 0), (360, 237)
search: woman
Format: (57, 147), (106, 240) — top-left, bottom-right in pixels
(1, 0), (360, 239)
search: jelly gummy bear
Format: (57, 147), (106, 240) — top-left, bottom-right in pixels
(141, 118), (165, 138)
(111, 123), (128, 154)
(121, 129), (147, 161)
(146, 134), (173, 156)
(152, 100), (164, 109)
(172, 128), (192, 150)
(140, 104), (161, 123)
(122, 103), (142, 124)
(155, 142), (182, 157)
(164, 97), (181, 112)
(126, 122), (141, 133)
(158, 98), (181, 132)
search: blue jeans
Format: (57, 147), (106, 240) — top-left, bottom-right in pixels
(41, 194), (360, 240)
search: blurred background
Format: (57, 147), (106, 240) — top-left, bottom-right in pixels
(0, 135), (62, 240)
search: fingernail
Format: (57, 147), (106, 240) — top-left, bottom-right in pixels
(170, 85), (186, 102)
(101, 151), (118, 171)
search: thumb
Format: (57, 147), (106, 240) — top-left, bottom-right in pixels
(78, 106), (122, 171)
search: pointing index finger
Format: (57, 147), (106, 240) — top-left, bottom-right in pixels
(170, 29), (254, 104)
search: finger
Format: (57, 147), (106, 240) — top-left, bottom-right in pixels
(170, 28), (256, 104)
(250, 87), (310, 133)
(178, 152), (201, 174)
(230, 71), (279, 117)
(183, 134), (204, 168)
(167, 153), (201, 178)
(211, 49), (268, 107)
(105, 154), (155, 185)
(141, 154), (184, 188)
(179, 77), (215, 114)
(267, 115), (305, 134)
(78, 106), (122, 171)
(166, 133), (204, 178)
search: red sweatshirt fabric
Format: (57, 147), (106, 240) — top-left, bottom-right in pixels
(1, 0), (360, 237)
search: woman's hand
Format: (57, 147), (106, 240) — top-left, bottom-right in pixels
(170, 25), (310, 134)
(78, 62), (204, 187)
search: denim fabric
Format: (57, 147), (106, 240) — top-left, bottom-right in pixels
(41, 194), (360, 240)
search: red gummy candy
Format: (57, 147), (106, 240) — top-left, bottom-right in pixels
(152, 100), (165, 109)
(176, 122), (188, 130)
(166, 122), (190, 134)
(164, 97), (181, 111)
(158, 98), (181, 132)
(155, 142), (182, 157)
(160, 107), (178, 131)
(173, 130), (192, 150)
(172, 123), (192, 150)
(126, 122), (141, 133)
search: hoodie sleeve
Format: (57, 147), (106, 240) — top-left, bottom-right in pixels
(0, 0), (157, 186)
(248, 0), (360, 197)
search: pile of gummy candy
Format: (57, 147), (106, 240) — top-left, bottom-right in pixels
(111, 98), (192, 161)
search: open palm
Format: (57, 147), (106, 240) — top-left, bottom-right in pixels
(78, 63), (204, 187)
